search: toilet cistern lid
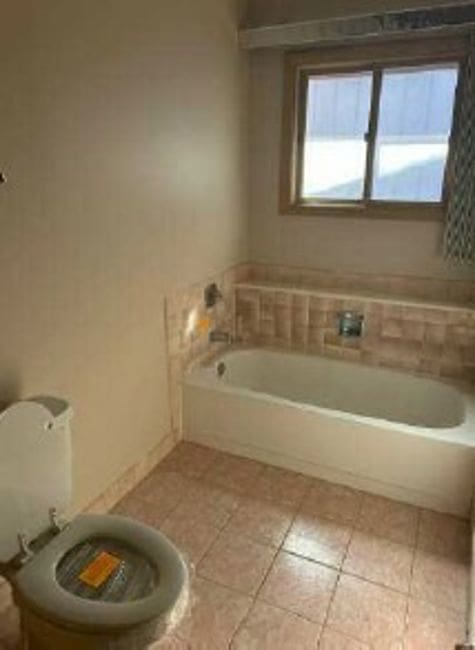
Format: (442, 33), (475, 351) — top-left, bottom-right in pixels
(0, 398), (73, 563)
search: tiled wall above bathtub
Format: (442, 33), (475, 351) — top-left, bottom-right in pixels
(165, 262), (475, 437)
(164, 263), (251, 434)
(247, 263), (475, 305)
(235, 284), (475, 383)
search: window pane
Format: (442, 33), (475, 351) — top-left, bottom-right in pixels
(302, 72), (373, 201)
(372, 65), (458, 202)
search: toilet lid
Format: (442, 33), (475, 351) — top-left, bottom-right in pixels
(0, 399), (72, 563)
(13, 514), (188, 632)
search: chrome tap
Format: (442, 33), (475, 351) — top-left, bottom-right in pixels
(209, 329), (233, 344)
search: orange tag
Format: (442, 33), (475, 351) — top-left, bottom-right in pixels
(78, 551), (121, 588)
(197, 317), (211, 334)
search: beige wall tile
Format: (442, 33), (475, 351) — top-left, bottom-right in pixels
(424, 323), (446, 346)
(381, 319), (404, 339)
(229, 266), (472, 387)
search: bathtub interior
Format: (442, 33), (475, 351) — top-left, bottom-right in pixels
(205, 349), (465, 429)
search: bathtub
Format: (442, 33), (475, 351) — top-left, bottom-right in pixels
(183, 348), (475, 516)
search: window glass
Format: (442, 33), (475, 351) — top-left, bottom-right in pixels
(302, 72), (373, 201)
(372, 65), (458, 202)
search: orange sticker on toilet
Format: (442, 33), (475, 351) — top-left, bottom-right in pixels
(78, 551), (121, 588)
(197, 317), (211, 334)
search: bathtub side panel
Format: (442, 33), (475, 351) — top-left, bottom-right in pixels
(183, 383), (474, 516)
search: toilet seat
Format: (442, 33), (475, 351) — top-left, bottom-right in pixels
(12, 513), (187, 633)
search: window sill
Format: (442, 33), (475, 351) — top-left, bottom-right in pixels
(281, 200), (445, 221)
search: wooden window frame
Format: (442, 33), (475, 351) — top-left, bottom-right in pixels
(279, 36), (468, 220)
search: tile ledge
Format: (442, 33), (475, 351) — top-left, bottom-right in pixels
(235, 281), (475, 313)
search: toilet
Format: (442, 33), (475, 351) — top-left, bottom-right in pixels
(0, 396), (188, 650)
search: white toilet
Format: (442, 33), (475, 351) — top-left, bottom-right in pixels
(0, 396), (188, 650)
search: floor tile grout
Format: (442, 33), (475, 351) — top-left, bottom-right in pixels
(2, 442), (469, 649)
(315, 491), (365, 648)
(130, 445), (470, 610)
(155, 450), (462, 602)
(227, 482), (309, 648)
(110, 444), (472, 648)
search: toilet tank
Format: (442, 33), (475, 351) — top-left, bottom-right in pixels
(0, 397), (73, 563)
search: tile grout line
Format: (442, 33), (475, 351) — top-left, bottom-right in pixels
(227, 479), (313, 648)
(160, 446), (470, 646)
(316, 492), (366, 648)
(162, 448), (254, 647)
(153, 459), (220, 534)
(205, 476), (417, 647)
(401, 507), (422, 645)
(193, 462), (269, 577)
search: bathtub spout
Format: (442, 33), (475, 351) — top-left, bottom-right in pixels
(209, 329), (233, 344)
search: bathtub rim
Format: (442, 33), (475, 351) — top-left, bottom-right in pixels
(184, 346), (475, 448)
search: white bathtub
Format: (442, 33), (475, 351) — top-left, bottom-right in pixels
(183, 348), (475, 516)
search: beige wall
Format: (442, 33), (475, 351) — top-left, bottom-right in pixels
(248, 47), (474, 279)
(0, 1), (248, 511)
(246, 0), (469, 27)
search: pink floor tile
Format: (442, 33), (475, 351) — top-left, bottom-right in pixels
(356, 494), (419, 546)
(161, 513), (221, 567)
(259, 551), (338, 624)
(175, 577), (252, 650)
(247, 465), (311, 509)
(158, 442), (219, 479)
(225, 497), (294, 547)
(405, 599), (466, 649)
(343, 530), (414, 593)
(411, 548), (469, 613)
(231, 601), (321, 649)
(126, 469), (191, 518)
(204, 452), (265, 493)
(197, 530), (276, 595)
(164, 479), (241, 531)
(418, 509), (470, 561)
(327, 574), (407, 648)
(2, 445), (469, 650)
(113, 493), (170, 528)
(301, 480), (363, 526)
(283, 513), (352, 569)
(319, 628), (369, 649)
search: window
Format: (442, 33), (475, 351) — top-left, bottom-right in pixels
(302, 72), (373, 201)
(281, 39), (465, 217)
(372, 66), (458, 202)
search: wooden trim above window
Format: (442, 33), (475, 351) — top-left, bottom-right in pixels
(279, 35), (468, 220)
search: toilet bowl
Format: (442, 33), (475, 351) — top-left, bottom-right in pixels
(0, 397), (188, 650)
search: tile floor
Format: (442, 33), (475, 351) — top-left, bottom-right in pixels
(0, 441), (470, 649)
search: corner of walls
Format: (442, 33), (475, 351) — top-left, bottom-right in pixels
(165, 262), (252, 438)
(247, 39), (475, 282)
(83, 431), (176, 516)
